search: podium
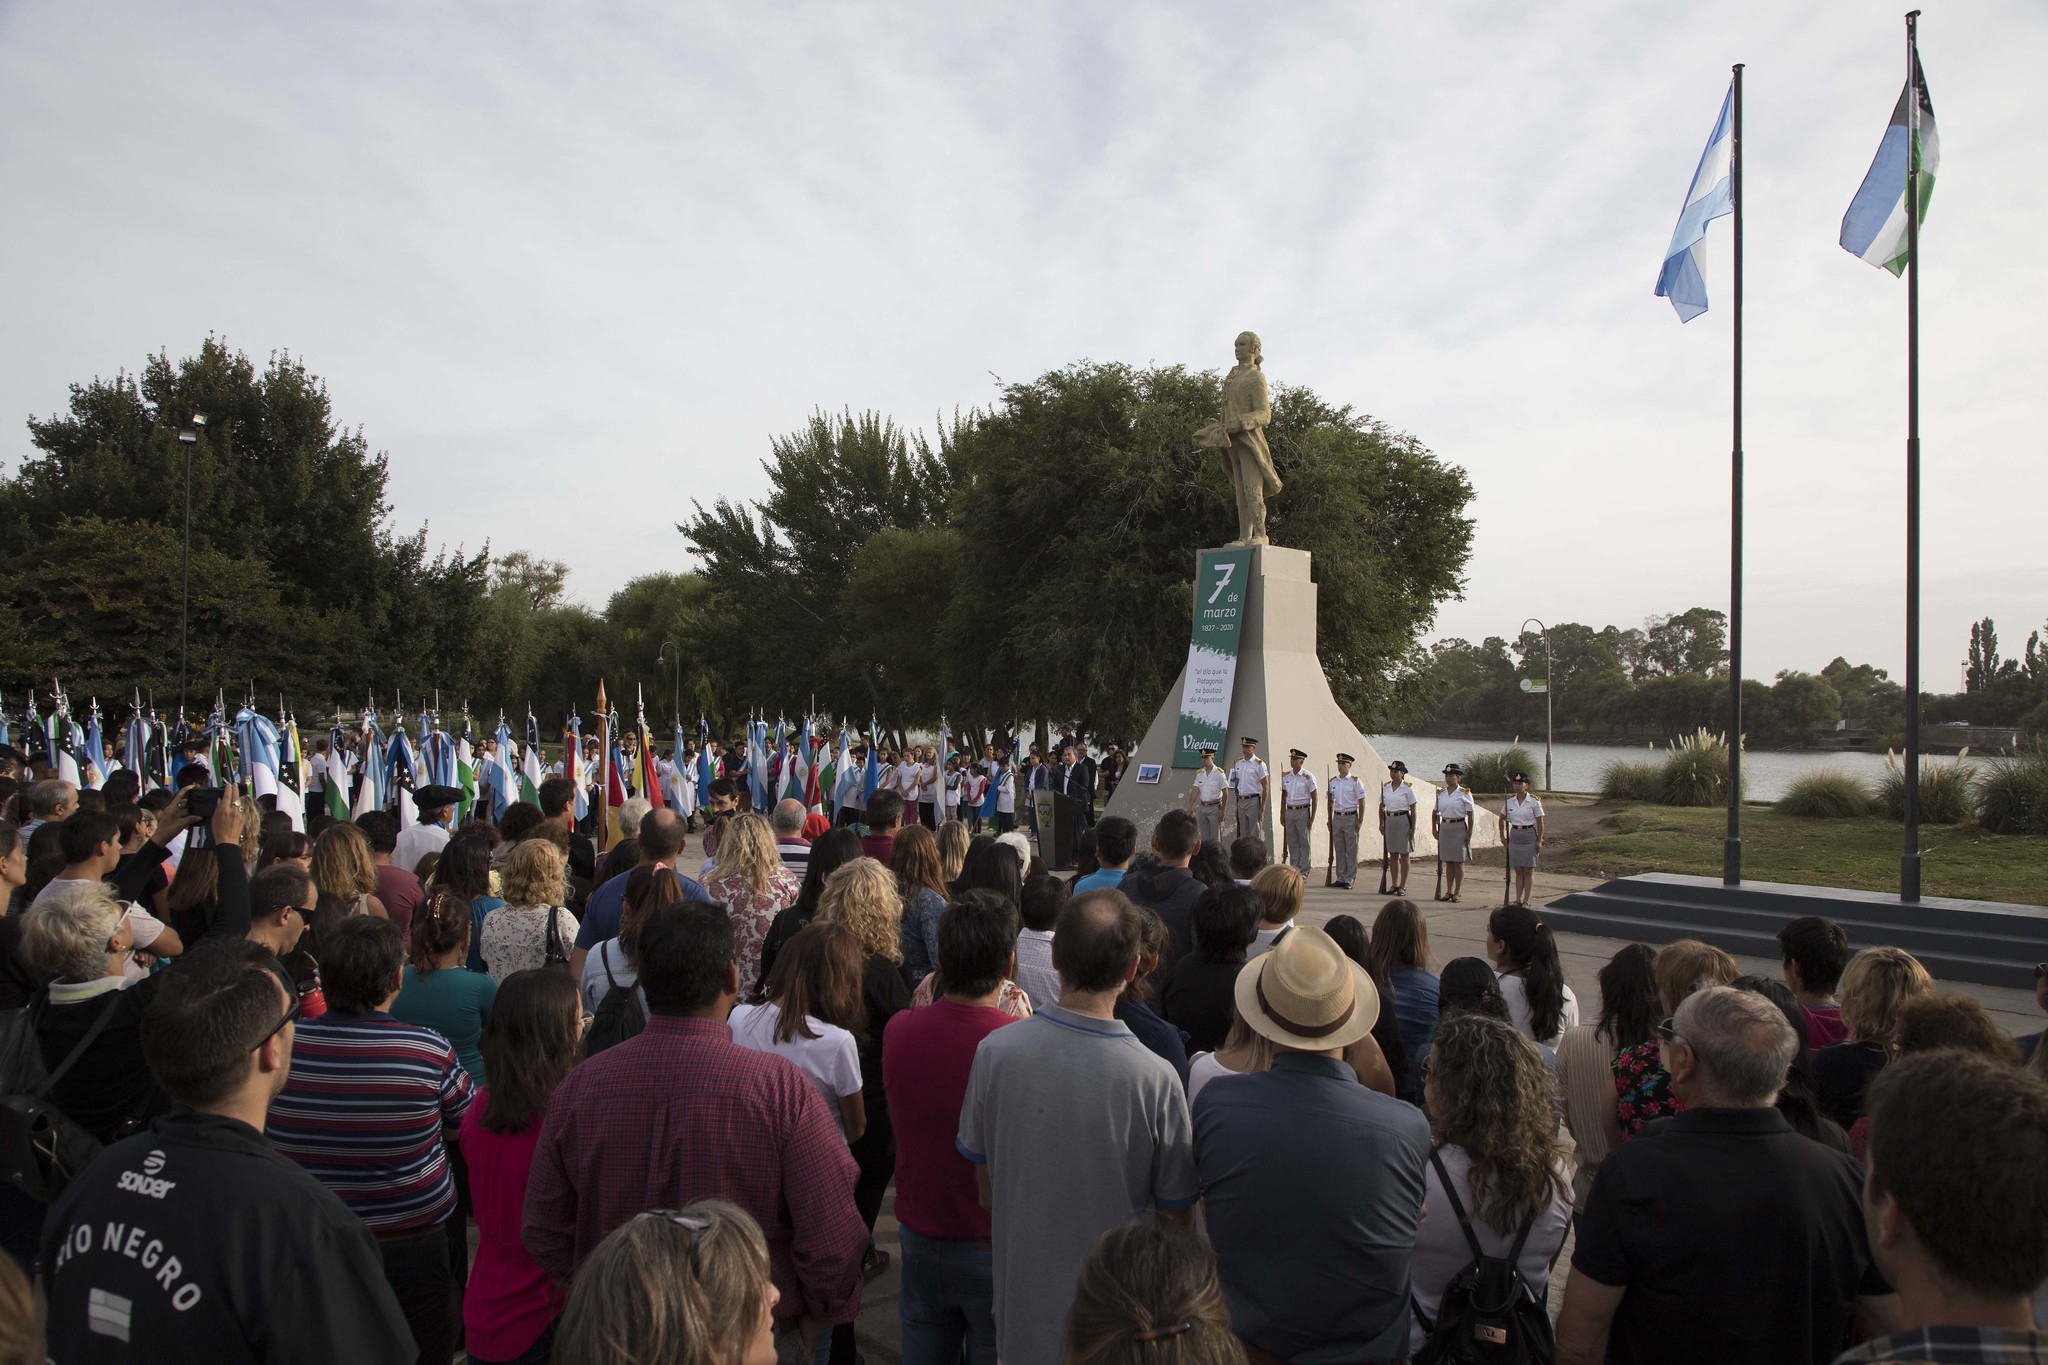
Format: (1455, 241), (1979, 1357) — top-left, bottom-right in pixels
(1034, 790), (1077, 870)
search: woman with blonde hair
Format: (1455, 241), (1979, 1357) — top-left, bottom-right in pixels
(817, 857), (911, 1302)
(1409, 1013), (1571, 1358)
(308, 822), (387, 920)
(1247, 864), (1303, 956)
(1612, 938), (1740, 1139)
(1062, 1223), (1244, 1365)
(934, 820), (970, 886)
(554, 1200), (779, 1365)
(1814, 945), (1933, 1127)
(703, 813), (800, 996)
(478, 838), (579, 982)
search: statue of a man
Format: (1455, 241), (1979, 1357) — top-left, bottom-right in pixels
(1194, 330), (1279, 546)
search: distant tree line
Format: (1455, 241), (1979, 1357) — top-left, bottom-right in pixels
(1398, 609), (1914, 749)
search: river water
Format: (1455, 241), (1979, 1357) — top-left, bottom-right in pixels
(1362, 734), (1963, 801)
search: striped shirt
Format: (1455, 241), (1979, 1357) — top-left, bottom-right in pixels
(268, 1009), (475, 1231)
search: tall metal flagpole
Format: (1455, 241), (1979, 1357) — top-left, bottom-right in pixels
(1724, 63), (1746, 887)
(1901, 10), (1924, 902)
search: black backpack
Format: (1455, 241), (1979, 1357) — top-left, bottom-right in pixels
(583, 942), (646, 1057)
(1411, 1149), (1555, 1365)
(0, 991), (124, 1201)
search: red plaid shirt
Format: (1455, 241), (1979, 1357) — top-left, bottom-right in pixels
(522, 1014), (867, 1323)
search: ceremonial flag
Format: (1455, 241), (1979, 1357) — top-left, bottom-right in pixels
(422, 725), (456, 790)
(46, 689), (82, 788)
(782, 718), (809, 805)
(124, 702), (153, 795)
(234, 706), (282, 804)
(863, 719), (881, 802)
(326, 726), (353, 820)
(24, 693), (46, 770)
(636, 688), (665, 809)
(829, 725), (853, 812)
(672, 720), (691, 814)
(386, 725), (419, 829)
(490, 714), (517, 821)
(1841, 53), (1939, 276)
(696, 717), (713, 805)
(352, 713), (387, 819)
(595, 682), (616, 849)
(278, 714), (306, 830)
(564, 712), (588, 820)
(82, 702), (108, 790)
(456, 720), (478, 825)
(0, 695), (8, 749)
(1655, 85), (1735, 322)
(747, 718), (772, 811)
(522, 709), (545, 804)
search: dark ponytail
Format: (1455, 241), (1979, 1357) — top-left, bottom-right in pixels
(1489, 904), (1565, 1041)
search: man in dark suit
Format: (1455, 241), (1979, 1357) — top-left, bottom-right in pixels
(1058, 744), (1095, 845)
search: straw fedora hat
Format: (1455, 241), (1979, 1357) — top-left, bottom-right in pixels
(1234, 925), (1379, 1051)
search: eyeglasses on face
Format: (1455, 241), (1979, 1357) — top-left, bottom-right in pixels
(1654, 1016), (1686, 1048)
(255, 990), (301, 1050)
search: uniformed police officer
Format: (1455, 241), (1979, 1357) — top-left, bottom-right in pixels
(39, 939), (415, 1361)
(1230, 736), (1268, 841)
(1379, 760), (1417, 894)
(1434, 762), (1478, 903)
(1499, 771), (1546, 907)
(1327, 753), (1366, 888)
(1186, 744), (1228, 847)
(1278, 748), (1318, 874)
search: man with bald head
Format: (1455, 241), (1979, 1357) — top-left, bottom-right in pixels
(772, 797), (811, 877)
(568, 807), (710, 980)
(957, 890), (1198, 1365)
(1557, 986), (1896, 1365)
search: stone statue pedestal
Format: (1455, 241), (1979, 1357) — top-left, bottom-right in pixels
(1105, 546), (1495, 875)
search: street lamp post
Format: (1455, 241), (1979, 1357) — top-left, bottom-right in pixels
(176, 413), (207, 715)
(1521, 617), (1553, 792)
(658, 641), (681, 729)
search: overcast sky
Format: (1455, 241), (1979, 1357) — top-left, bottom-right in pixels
(4, 0), (2043, 689)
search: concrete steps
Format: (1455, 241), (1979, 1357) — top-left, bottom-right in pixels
(1544, 873), (2048, 990)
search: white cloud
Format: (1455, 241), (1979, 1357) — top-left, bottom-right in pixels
(2, 0), (2043, 682)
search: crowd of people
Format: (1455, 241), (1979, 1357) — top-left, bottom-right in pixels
(0, 737), (2044, 1365)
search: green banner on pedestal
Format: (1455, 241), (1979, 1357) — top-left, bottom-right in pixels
(1173, 547), (1253, 768)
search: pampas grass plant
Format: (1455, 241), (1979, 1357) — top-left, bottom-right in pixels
(1777, 768), (1875, 819)
(1975, 744), (2048, 836)
(1877, 748), (1978, 825)
(1599, 758), (1664, 802)
(1658, 729), (1738, 808)
(1461, 745), (1539, 794)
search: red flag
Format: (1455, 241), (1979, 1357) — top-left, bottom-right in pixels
(639, 722), (666, 809)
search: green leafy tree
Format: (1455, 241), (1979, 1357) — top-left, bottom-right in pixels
(1966, 617), (2000, 694)
(679, 410), (954, 727)
(941, 362), (1474, 739)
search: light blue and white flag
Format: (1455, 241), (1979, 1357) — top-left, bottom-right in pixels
(1655, 86), (1735, 322)
(1840, 55), (1938, 277)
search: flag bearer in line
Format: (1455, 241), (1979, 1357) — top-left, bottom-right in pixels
(1186, 745), (1227, 848)
(1379, 760), (1416, 895)
(1229, 736), (1267, 841)
(1327, 753), (1365, 889)
(1499, 771), (1546, 908)
(1279, 748), (1317, 875)
(1433, 763), (1476, 904)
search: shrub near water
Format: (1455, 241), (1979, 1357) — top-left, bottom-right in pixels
(1659, 729), (1738, 808)
(1778, 769), (1875, 819)
(1876, 749), (1978, 825)
(1462, 746), (1538, 794)
(1976, 744), (2048, 836)
(1599, 758), (1664, 803)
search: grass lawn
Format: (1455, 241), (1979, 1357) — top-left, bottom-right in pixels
(1563, 804), (2048, 907)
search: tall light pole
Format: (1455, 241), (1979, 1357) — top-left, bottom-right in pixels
(176, 413), (207, 716)
(658, 640), (681, 729)
(1521, 617), (1552, 792)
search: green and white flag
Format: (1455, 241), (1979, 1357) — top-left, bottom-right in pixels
(1173, 547), (1254, 769)
(1840, 54), (1938, 276)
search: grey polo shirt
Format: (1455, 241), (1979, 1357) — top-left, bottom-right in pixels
(1194, 1053), (1430, 1365)
(958, 1003), (1198, 1365)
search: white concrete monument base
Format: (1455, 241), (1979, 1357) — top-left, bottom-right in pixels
(1104, 545), (1496, 880)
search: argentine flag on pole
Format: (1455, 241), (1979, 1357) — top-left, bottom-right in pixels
(1655, 86), (1735, 322)
(1840, 55), (1938, 276)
